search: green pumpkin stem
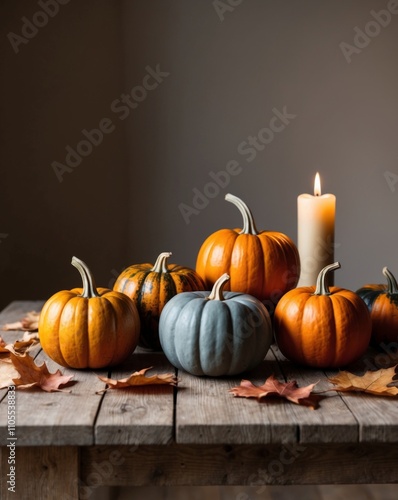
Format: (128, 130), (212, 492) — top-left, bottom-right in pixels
(71, 256), (100, 298)
(225, 193), (259, 235)
(208, 273), (230, 301)
(151, 252), (172, 273)
(314, 262), (341, 296)
(383, 267), (398, 295)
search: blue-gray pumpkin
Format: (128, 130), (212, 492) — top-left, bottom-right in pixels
(159, 273), (272, 376)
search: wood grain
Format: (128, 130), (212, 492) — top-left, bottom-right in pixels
(0, 301), (44, 400)
(94, 349), (175, 445)
(324, 368), (398, 443)
(0, 301), (44, 327)
(82, 443), (398, 486)
(322, 348), (398, 443)
(0, 348), (107, 446)
(0, 446), (79, 499)
(176, 350), (299, 444)
(90, 484), (398, 500)
(272, 344), (359, 443)
(0, 300), (107, 446)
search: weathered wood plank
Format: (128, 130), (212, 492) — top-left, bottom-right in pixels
(0, 301), (44, 403)
(325, 368), (398, 443)
(319, 347), (398, 443)
(176, 350), (299, 444)
(0, 348), (107, 446)
(81, 443), (398, 486)
(271, 344), (359, 443)
(94, 349), (175, 445)
(94, 485), (398, 500)
(272, 341), (398, 443)
(0, 301), (107, 446)
(103, 485), (324, 500)
(318, 484), (398, 500)
(0, 301), (44, 326)
(0, 446), (79, 499)
(262, 485), (323, 500)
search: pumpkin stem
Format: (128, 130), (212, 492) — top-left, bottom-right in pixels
(225, 193), (259, 235)
(208, 273), (230, 301)
(313, 262), (341, 296)
(383, 267), (398, 295)
(151, 252), (172, 273)
(71, 256), (100, 298)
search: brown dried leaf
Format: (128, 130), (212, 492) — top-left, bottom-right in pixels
(0, 333), (39, 358)
(21, 311), (40, 331)
(5, 338), (39, 356)
(229, 374), (320, 409)
(0, 358), (19, 389)
(21, 330), (40, 342)
(328, 366), (398, 397)
(2, 311), (40, 332)
(2, 321), (24, 331)
(10, 352), (74, 392)
(0, 337), (8, 353)
(97, 366), (177, 392)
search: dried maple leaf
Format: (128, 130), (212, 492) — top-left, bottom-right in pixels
(6, 337), (39, 356)
(229, 374), (320, 409)
(0, 333), (39, 358)
(0, 358), (19, 389)
(10, 352), (74, 392)
(328, 366), (398, 397)
(97, 366), (177, 392)
(2, 311), (40, 332)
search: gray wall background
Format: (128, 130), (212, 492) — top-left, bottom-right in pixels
(1, 0), (397, 309)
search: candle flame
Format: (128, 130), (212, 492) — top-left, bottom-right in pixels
(314, 172), (321, 196)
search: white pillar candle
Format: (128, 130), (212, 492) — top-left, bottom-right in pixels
(297, 173), (336, 287)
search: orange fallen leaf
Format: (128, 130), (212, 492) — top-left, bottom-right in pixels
(97, 366), (177, 393)
(229, 374), (320, 409)
(10, 352), (74, 392)
(328, 366), (398, 397)
(2, 311), (40, 332)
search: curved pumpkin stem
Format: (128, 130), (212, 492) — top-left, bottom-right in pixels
(225, 193), (259, 235)
(71, 256), (100, 298)
(314, 262), (341, 296)
(208, 273), (230, 301)
(151, 252), (172, 273)
(383, 267), (398, 295)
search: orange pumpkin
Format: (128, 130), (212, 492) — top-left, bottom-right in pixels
(39, 257), (140, 369)
(274, 262), (372, 368)
(356, 267), (398, 345)
(114, 251), (205, 350)
(196, 193), (300, 304)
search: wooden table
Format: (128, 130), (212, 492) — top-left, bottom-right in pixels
(1, 301), (398, 499)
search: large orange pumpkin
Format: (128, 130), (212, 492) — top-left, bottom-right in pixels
(274, 262), (372, 368)
(114, 251), (205, 350)
(356, 267), (398, 345)
(196, 193), (300, 304)
(39, 257), (140, 369)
